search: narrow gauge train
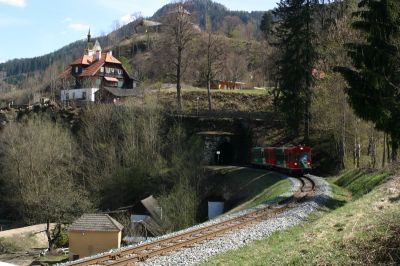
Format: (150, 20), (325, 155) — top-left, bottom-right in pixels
(251, 145), (312, 175)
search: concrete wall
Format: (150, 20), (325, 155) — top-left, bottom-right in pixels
(61, 88), (99, 102)
(69, 230), (122, 260)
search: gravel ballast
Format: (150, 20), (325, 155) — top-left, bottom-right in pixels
(62, 175), (330, 266)
(138, 175), (331, 266)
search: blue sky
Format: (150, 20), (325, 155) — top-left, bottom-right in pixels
(0, 0), (279, 62)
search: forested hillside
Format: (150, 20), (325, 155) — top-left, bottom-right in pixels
(152, 0), (266, 31)
(0, 0), (267, 79)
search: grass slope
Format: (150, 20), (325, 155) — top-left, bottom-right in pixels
(328, 169), (391, 199)
(203, 170), (399, 265)
(205, 166), (290, 213)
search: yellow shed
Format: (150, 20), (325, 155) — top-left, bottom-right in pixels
(68, 213), (124, 261)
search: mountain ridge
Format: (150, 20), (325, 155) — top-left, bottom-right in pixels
(0, 0), (270, 78)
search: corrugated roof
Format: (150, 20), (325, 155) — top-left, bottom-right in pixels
(69, 214), (124, 232)
(141, 196), (162, 224)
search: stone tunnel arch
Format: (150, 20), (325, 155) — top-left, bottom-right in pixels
(197, 131), (237, 165)
(214, 141), (234, 165)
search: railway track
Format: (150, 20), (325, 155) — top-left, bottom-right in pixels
(70, 175), (316, 266)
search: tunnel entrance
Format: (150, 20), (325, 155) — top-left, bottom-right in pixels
(214, 142), (234, 165)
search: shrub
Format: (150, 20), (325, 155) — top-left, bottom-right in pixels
(51, 224), (69, 248)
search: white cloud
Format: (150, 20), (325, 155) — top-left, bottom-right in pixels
(119, 14), (135, 26)
(68, 23), (90, 31)
(0, 0), (26, 8)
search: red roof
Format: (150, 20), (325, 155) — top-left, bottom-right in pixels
(71, 55), (93, 65)
(62, 52), (123, 77)
(59, 51), (134, 80)
(105, 52), (121, 64)
(80, 58), (105, 77)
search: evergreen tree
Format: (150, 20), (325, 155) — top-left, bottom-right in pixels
(273, 0), (318, 142)
(336, 0), (400, 161)
(260, 12), (273, 40)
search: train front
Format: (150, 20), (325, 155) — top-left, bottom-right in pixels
(293, 146), (312, 174)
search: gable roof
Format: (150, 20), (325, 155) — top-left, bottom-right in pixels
(61, 52), (128, 78)
(60, 50), (134, 80)
(71, 55), (93, 65)
(69, 214), (124, 232)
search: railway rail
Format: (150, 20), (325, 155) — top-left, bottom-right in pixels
(69, 175), (316, 266)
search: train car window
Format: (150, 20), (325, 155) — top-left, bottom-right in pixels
(298, 153), (309, 167)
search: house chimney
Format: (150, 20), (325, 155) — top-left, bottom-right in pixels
(96, 50), (101, 61)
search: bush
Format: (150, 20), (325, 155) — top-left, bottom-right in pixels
(51, 224), (69, 248)
(0, 237), (20, 253)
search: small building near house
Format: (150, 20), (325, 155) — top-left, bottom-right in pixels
(211, 80), (248, 90)
(60, 29), (139, 104)
(135, 19), (163, 33)
(68, 213), (124, 261)
(95, 86), (140, 103)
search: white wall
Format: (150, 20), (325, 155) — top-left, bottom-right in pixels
(60, 88), (99, 102)
(208, 201), (224, 219)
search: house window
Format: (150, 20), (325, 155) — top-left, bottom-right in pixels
(82, 91), (87, 100)
(100, 67), (104, 73)
(75, 66), (79, 73)
(65, 92), (69, 100)
(105, 67), (110, 74)
(117, 69), (122, 75)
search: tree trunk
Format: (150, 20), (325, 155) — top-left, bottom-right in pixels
(303, 100), (310, 144)
(391, 134), (398, 162)
(387, 134), (391, 163)
(354, 121), (360, 168)
(46, 219), (53, 251)
(207, 79), (212, 111)
(382, 132), (386, 168)
(340, 100), (346, 169)
(177, 49), (182, 112)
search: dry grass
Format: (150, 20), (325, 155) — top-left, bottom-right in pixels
(203, 171), (399, 266)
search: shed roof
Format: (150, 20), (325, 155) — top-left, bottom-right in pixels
(69, 214), (124, 232)
(101, 87), (140, 97)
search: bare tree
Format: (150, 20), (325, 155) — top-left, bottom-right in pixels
(224, 52), (247, 89)
(0, 118), (92, 250)
(201, 32), (225, 111)
(161, 1), (198, 111)
(221, 16), (243, 38)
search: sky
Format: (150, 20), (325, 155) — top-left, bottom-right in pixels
(0, 0), (279, 62)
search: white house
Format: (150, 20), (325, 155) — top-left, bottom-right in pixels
(60, 88), (98, 102)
